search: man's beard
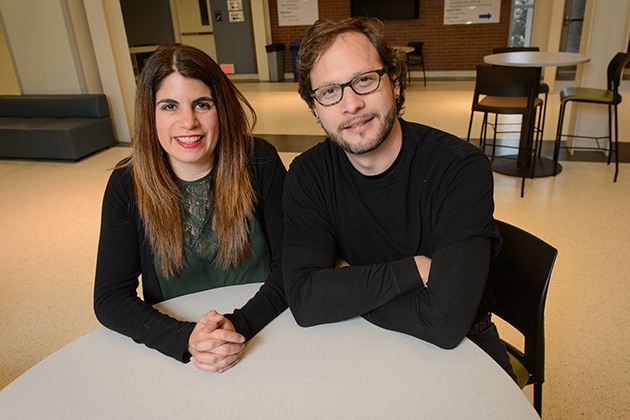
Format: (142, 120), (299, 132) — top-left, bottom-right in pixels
(323, 105), (397, 155)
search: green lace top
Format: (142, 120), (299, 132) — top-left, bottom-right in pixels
(155, 170), (270, 300)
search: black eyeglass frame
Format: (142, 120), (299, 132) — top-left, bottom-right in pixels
(310, 67), (389, 107)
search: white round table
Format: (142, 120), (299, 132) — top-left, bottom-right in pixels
(483, 51), (591, 67)
(482, 51), (591, 178)
(394, 45), (414, 54)
(0, 284), (540, 419)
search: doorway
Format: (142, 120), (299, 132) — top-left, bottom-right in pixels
(171, 0), (218, 62)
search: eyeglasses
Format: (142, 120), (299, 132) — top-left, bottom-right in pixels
(310, 68), (388, 106)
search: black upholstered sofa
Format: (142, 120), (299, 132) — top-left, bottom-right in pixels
(0, 94), (116, 160)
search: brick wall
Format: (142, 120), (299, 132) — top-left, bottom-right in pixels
(267, 0), (512, 75)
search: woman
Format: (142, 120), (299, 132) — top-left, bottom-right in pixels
(94, 44), (287, 373)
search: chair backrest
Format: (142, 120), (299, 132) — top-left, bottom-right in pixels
(406, 41), (424, 58)
(472, 65), (541, 115)
(493, 46), (540, 54)
(490, 47), (550, 95)
(606, 52), (630, 99)
(487, 220), (557, 385)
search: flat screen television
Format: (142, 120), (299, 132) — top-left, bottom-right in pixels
(350, 0), (419, 21)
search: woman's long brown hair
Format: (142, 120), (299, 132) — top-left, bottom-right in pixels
(128, 44), (257, 277)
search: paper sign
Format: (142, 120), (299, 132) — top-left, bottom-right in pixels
(444, 0), (501, 25)
(227, 1), (242, 11)
(229, 11), (244, 22)
(278, 0), (319, 27)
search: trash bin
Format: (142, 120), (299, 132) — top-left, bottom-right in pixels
(265, 43), (285, 82)
(290, 42), (301, 81)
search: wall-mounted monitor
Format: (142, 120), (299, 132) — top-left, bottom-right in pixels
(350, 0), (419, 21)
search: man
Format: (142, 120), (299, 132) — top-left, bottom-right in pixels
(282, 17), (515, 379)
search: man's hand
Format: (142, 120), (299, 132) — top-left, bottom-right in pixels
(413, 255), (431, 287)
(187, 310), (245, 373)
(334, 257), (350, 268)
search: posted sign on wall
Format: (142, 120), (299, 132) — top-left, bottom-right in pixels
(444, 0), (500, 25)
(278, 0), (319, 27)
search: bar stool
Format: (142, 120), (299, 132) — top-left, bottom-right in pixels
(554, 52), (630, 182)
(467, 65), (543, 197)
(492, 47), (549, 156)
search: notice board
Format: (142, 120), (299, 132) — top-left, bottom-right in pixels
(444, 0), (501, 25)
(278, 0), (319, 27)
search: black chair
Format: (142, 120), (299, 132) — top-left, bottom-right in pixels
(466, 65), (543, 197)
(492, 47), (550, 156)
(554, 52), (630, 182)
(406, 42), (426, 86)
(488, 220), (558, 416)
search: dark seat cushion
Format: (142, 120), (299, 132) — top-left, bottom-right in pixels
(0, 95), (110, 119)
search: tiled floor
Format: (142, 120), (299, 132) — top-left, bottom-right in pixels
(1, 79), (629, 419)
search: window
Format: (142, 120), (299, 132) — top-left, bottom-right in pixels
(509, 0), (535, 47)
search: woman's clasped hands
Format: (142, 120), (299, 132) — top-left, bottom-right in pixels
(187, 310), (245, 373)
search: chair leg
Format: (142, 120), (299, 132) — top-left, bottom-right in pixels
(466, 111), (475, 143)
(613, 103), (620, 182)
(607, 104), (613, 165)
(521, 110), (539, 198)
(554, 102), (567, 177)
(491, 114), (498, 157)
(537, 92), (548, 156)
(480, 113), (489, 149)
(422, 64), (426, 87)
(533, 383), (543, 416)
(532, 104), (543, 179)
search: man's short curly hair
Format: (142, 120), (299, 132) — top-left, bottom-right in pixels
(297, 17), (407, 115)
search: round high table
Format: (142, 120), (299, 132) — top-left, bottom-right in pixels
(0, 284), (540, 419)
(483, 51), (591, 68)
(393, 45), (414, 54)
(482, 51), (591, 178)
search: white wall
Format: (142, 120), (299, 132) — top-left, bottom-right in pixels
(0, 0), (84, 94)
(0, 16), (19, 94)
(251, 0), (271, 81)
(67, 0), (103, 94)
(83, 0), (135, 143)
(531, 0), (567, 93)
